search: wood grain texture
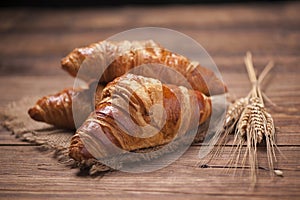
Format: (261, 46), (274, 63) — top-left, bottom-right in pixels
(0, 1), (300, 200)
(0, 30), (298, 57)
(0, 146), (299, 200)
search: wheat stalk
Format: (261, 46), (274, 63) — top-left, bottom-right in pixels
(205, 52), (281, 186)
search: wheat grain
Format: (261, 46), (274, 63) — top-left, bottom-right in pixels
(248, 97), (265, 144)
(264, 110), (275, 137)
(224, 97), (248, 131)
(237, 104), (251, 139)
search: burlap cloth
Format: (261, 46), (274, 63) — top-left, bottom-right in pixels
(0, 97), (112, 174)
(0, 96), (211, 175)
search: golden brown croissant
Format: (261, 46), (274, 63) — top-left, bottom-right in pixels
(69, 74), (211, 162)
(61, 40), (227, 96)
(28, 84), (105, 130)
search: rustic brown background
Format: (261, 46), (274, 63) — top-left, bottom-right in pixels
(0, 1), (299, 199)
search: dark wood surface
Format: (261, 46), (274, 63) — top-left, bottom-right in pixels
(0, 2), (299, 199)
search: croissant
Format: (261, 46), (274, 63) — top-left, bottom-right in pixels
(69, 74), (211, 162)
(28, 84), (105, 130)
(61, 40), (227, 96)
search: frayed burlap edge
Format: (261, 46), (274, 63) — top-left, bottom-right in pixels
(0, 97), (111, 175)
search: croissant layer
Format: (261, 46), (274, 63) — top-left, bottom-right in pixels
(61, 40), (227, 96)
(28, 89), (78, 129)
(69, 74), (211, 162)
(28, 84), (105, 129)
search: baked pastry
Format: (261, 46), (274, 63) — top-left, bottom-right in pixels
(61, 40), (227, 96)
(28, 84), (105, 129)
(69, 74), (211, 162)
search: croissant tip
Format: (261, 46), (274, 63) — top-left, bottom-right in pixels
(69, 134), (93, 162)
(61, 57), (70, 70)
(28, 107), (43, 122)
(68, 145), (81, 162)
(224, 84), (228, 93)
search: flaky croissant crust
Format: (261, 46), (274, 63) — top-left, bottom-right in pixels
(69, 74), (211, 161)
(28, 88), (77, 129)
(28, 84), (105, 130)
(61, 40), (227, 96)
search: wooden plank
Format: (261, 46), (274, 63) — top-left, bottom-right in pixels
(1, 53), (299, 77)
(129, 3), (300, 30)
(0, 8), (129, 32)
(0, 2), (299, 32)
(0, 9), (27, 32)
(1, 54), (299, 76)
(0, 29), (298, 58)
(0, 56), (65, 76)
(214, 55), (300, 73)
(0, 76), (74, 105)
(0, 146), (299, 200)
(1, 72), (298, 106)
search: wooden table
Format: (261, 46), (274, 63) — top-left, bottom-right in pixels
(0, 2), (299, 199)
